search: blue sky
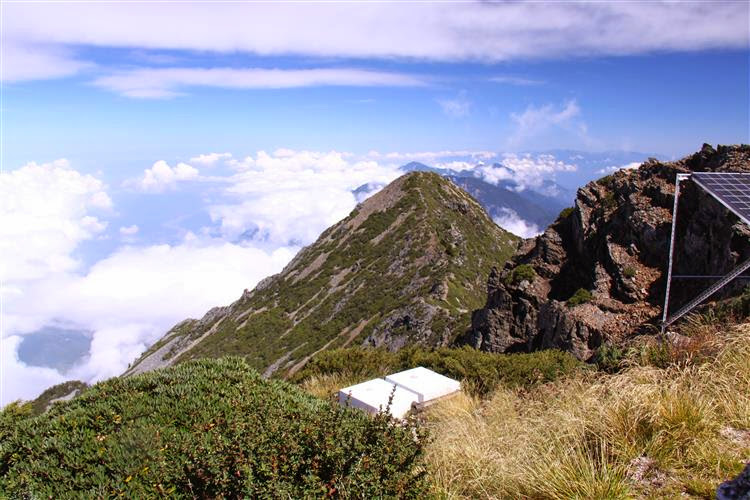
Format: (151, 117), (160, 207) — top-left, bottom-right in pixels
(4, 49), (749, 171)
(1, 1), (748, 405)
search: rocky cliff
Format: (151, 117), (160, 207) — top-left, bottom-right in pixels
(466, 144), (750, 360)
(126, 172), (519, 378)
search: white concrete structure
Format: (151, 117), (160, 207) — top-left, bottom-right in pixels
(338, 378), (419, 418)
(385, 366), (461, 403)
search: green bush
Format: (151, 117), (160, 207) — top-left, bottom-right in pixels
(592, 343), (626, 373)
(566, 288), (593, 307)
(506, 264), (537, 286)
(0, 401), (32, 442)
(623, 266), (637, 279)
(597, 174), (616, 189)
(294, 346), (586, 397)
(0, 358), (427, 498)
(557, 207), (575, 220)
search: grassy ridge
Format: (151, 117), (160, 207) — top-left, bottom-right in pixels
(0, 358), (427, 498)
(143, 172), (518, 377)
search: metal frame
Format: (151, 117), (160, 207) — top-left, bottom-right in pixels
(661, 172), (750, 333)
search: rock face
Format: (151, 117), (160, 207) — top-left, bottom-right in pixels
(127, 172), (518, 378)
(466, 144), (750, 360)
(718, 462), (750, 500)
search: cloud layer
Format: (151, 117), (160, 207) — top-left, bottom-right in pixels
(92, 67), (427, 98)
(4, 2), (747, 75)
(210, 150), (402, 245)
(0, 159), (111, 284)
(1, 152), (400, 405)
(493, 208), (541, 239)
(0, 147), (625, 405)
(477, 153), (577, 192)
(128, 160), (200, 192)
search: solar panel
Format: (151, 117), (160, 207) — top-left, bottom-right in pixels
(691, 172), (750, 227)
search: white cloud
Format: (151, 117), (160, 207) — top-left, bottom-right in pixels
(476, 153), (577, 191)
(0, 159), (111, 283)
(189, 152), (232, 167)
(226, 156), (256, 171)
(596, 161), (642, 174)
(511, 100), (580, 136)
(1, 336), (67, 405)
(119, 225), (139, 235)
(493, 208), (541, 239)
(432, 161), (477, 172)
(92, 67), (427, 98)
(2, 233), (298, 405)
(490, 75), (544, 86)
(1, 42), (92, 82)
(0, 153), (404, 405)
(437, 91), (471, 118)
(506, 99), (595, 150)
(128, 160), (200, 192)
(376, 150), (497, 162)
(210, 150), (402, 245)
(3, 3), (747, 65)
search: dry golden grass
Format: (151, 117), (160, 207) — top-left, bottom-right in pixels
(299, 372), (363, 401)
(423, 322), (750, 499)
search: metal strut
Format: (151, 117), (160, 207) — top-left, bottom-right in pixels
(663, 257), (750, 329)
(661, 174), (690, 333)
(661, 171), (750, 332)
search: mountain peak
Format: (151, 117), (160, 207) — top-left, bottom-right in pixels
(127, 171), (519, 378)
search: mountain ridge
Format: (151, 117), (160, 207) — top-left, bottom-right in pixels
(126, 172), (519, 378)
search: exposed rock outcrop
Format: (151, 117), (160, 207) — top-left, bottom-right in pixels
(466, 144), (750, 360)
(718, 462), (750, 500)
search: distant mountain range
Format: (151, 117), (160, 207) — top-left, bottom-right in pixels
(392, 150), (661, 235)
(398, 161), (573, 234)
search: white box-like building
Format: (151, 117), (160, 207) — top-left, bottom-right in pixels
(338, 378), (419, 419)
(338, 367), (461, 418)
(385, 366), (461, 403)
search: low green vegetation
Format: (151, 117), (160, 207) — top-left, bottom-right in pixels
(597, 174), (616, 189)
(623, 266), (637, 278)
(567, 288), (593, 307)
(28, 380), (88, 416)
(557, 206), (575, 220)
(592, 343), (626, 373)
(505, 264), (537, 286)
(0, 358), (427, 498)
(4, 318), (748, 498)
(294, 346), (586, 397)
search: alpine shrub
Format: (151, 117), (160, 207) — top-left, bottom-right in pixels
(0, 358), (427, 498)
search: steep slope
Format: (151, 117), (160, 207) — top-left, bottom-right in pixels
(127, 172), (519, 378)
(466, 144), (750, 360)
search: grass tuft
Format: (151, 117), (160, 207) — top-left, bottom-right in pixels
(422, 322), (750, 498)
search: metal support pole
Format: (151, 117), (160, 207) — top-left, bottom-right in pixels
(664, 257), (750, 328)
(661, 173), (690, 334)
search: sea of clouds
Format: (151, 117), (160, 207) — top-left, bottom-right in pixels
(1, 149), (595, 405)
